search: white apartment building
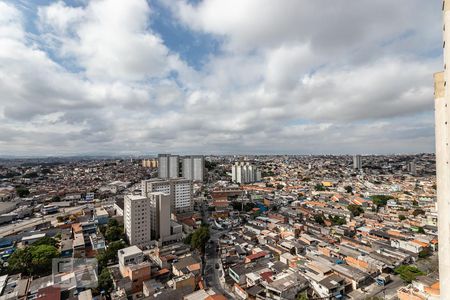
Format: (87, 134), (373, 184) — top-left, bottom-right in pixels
(182, 156), (205, 182)
(353, 155), (362, 170)
(124, 193), (171, 247)
(231, 162), (261, 184)
(169, 155), (180, 178)
(158, 154), (170, 179)
(141, 178), (193, 214)
(158, 154), (180, 179)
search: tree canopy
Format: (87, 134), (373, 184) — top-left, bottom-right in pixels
(347, 204), (364, 217)
(394, 265), (425, 283)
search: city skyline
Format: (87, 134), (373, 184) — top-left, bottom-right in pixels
(0, 0), (442, 155)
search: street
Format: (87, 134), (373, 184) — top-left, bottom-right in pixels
(0, 205), (86, 237)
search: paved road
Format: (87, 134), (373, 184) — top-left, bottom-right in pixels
(361, 275), (404, 300)
(0, 205), (86, 237)
(204, 229), (235, 299)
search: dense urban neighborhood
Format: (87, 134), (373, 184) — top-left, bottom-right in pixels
(0, 154), (440, 299)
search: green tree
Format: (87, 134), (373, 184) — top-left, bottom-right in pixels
(108, 219), (119, 228)
(412, 200), (419, 206)
(329, 215), (346, 226)
(399, 215), (406, 221)
(394, 265), (425, 283)
(105, 226), (123, 242)
(370, 195), (392, 207)
(347, 204), (364, 217)
(106, 240), (126, 262)
(15, 186), (30, 198)
(30, 245), (59, 275)
(314, 184), (326, 191)
(7, 248), (32, 275)
(417, 227), (425, 234)
(190, 226), (210, 253)
(314, 214), (324, 225)
(344, 186), (353, 193)
(33, 236), (58, 247)
(98, 268), (113, 293)
(184, 233), (193, 245)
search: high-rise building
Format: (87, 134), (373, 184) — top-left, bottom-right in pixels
(124, 192), (171, 247)
(142, 159), (158, 168)
(141, 178), (192, 214)
(407, 161), (417, 176)
(158, 154), (170, 179)
(169, 155), (180, 178)
(231, 162), (261, 184)
(182, 156), (205, 182)
(353, 155), (362, 170)
(435, 2), (450, 293)
(158, 154), (180, 179)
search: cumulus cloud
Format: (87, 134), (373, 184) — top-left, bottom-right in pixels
(0, 0), (442, 156)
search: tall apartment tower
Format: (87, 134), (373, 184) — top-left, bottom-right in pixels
(353, 155), (362, 170)
(169, 155), (180, 178)
(158, 154), (170, 179)
(124, 193), (171, 247)
(231, 162), (261, 184)
(182, 156), (205, 182)
(141, 178), (193, 214)
(435, 1), (450, 293)
(158, 154), (180, 179)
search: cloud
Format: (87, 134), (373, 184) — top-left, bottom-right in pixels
(0, 0), (442, 156)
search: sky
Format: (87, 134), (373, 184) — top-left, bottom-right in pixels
(0, 0), (443, 156)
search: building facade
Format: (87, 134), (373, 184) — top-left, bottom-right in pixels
(124, 193), (171, 247)
(182, 156), (205, 182)
(231, 162), (261, 184)
(353, 155), (362, 170)
(158, 154), (170, 179)
(141, 179), (193, 214)
(435, 2), (450, 294)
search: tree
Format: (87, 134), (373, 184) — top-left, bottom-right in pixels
(370, 195), (392, 207)
(108, 219), (119, 228)
(184, 233), (193, 245)
(7, 248), (32, 275)
(344, 186), (353, 194)
(394, 265), (425, 283)
(399, 215), (406, 221)
(105, 226), (123, 242)
(106, 240), (126, 261)
(15, 186), (30, 198)
(33, 236), (58, 247)
(329, 215), (346, 226)
(313, 214), (324, 225)
(30, 245), (59, 275)
(98, 268), (113, 294)
(347, 204), (364, 217)
(314, 184), (326, 191)
(413, 209), (425, 217)
(417, 227), (426, 234)
(51, 195), (61, 202)
(190, 226), (210, 253)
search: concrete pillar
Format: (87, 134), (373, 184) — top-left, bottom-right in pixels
(437, 1), (450, 294)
